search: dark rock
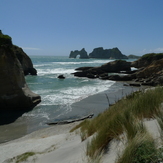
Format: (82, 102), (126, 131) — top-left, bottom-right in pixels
(100, 60), (131, 72)
(131, 53), (163, 68)
(12, 45), (37, 76)
(89, 47), (128, 59)
(58, 75), (65, 79)
(87, 73), (96, 79)
(0, 45), (41, 125)
(73, 52), (163, 86)
(128, 54), (140, 59)
(108, 75), (132, 81)
(73, 60), (131, 78)
(129, 83), (141, 87)
(75, 67), (93, 71)
(73, 71), (88, 77)
(69, 48), (89, 59)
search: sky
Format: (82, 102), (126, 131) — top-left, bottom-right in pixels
(1, 0), (163, 56)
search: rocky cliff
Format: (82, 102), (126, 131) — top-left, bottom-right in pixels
(89, 47), (128, 59)
(12, 45), (37, 75)
(0, 31), (41, 124)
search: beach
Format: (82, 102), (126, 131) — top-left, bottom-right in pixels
(0, 82), (141, 144)
(0, 83), (144, 163)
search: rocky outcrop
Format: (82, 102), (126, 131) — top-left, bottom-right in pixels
(131, 53), (163, 68)
(89, 47), (128, 59)
(0, 31), (41, 124)
(12, 45), (37, 75)
(69, 47), (128, 59)
(73, 60), (131, 78)
(133, 58), (163, 86)
(69, 48), (89, 59)
(128, 54), (140, 59)
(73, 53), (163, 86)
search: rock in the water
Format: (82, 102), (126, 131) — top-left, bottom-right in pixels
(73, 60), (131, 78)
(58, 75), (65, 79)
(69, 48), (89, 59)
(100, 60), (131, 72)
(89, 47), (128, 59)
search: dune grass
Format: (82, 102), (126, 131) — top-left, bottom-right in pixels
(116, 132), (160, 163)
(71, 87), (163, 161)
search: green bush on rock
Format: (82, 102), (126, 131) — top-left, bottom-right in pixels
(0, 30), (12, 46)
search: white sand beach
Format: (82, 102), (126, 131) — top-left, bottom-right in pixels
(0, 118), (161, 163)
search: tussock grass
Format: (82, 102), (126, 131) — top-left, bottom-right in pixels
(72, 87), (163, 160)
(116, 133), (159, 163)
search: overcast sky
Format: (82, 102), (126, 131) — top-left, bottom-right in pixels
(1, 0), (163, 56)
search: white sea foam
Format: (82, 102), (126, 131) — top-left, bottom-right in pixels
(38, 79), (115, 106)
(37, 68), (75, 75)
(56, 60), (112, 65)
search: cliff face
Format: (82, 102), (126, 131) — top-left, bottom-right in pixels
(89, 47), (128, 59)
(12, 45), (37, 75)
(0, 46), (41, 110)
(0, 31), (41, 124)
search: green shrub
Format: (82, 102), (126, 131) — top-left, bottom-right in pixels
(0, 30), (12, 46)
(141, 53), (163, 61)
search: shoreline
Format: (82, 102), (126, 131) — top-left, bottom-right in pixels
(0, 81), (143, 144)
(0, 83), (151, 163)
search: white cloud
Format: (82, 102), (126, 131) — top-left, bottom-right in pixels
(154, 48), (163, 52)
(140, 47), (163, 54)
(22, 47), (41, 50)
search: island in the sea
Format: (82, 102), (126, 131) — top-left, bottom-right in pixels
(69, 47), (128, 59)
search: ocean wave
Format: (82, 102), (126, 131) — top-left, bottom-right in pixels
(37, 68), (75, 75)
(36, 79), (115, 106)
(56, 60), (112, 65)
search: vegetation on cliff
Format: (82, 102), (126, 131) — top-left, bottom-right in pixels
(141, 53), (163, 61)
(0, 30), (12, 46)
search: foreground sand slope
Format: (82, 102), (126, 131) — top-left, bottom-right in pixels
(0, 119), (160, 163)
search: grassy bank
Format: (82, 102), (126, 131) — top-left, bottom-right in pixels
(71, 87), (163, 162)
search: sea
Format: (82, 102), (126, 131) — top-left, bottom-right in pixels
(0, 56), (136, 143)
